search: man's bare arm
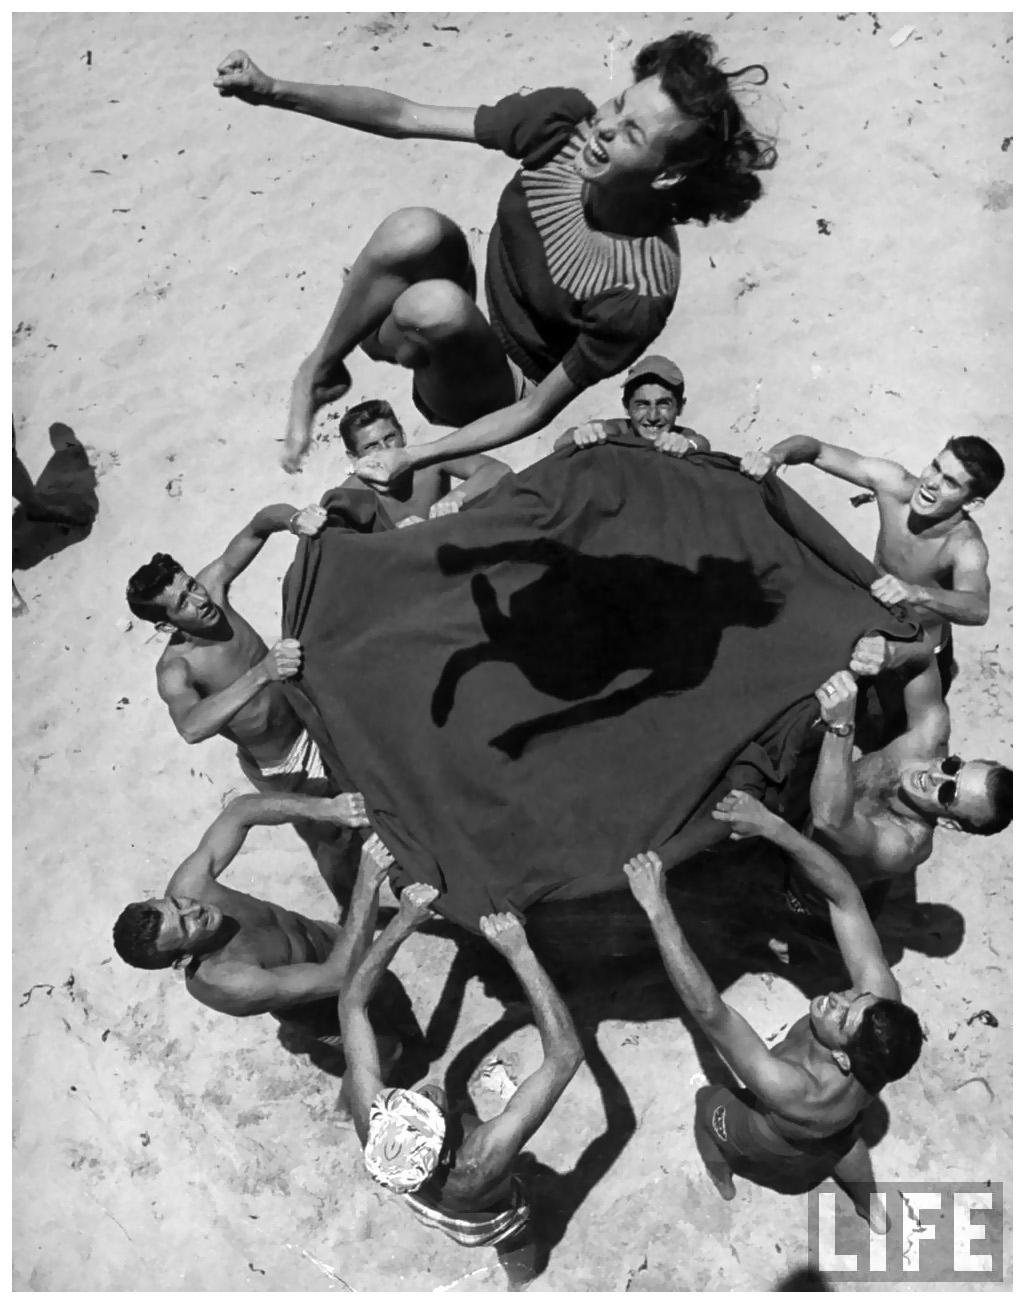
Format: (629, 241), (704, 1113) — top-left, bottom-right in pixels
(742, 436), (912, 494)
(355, 366), (583, 487)
(463, 915), (583, 1180)
(915, 536), (990, 626)
(339, 884), (439, 1144)
(714, 794), (899, 1001)
(437, 453), (512, 503)
(169, 792), (368, 897)
(215, 50), (478, 142)
(157, 640), (302, 745)
(895, 658), (951, 756)
(624, 854), (809, 1108)
(199, 503), (325, 594)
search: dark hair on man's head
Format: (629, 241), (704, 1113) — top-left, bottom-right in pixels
(623, 376), (685, 409)
(945, 436), (1006, 500)
(632, 31), (777, 226)
(338, 399), (401, 455)
(959, 762), (1013, 836)
(846, 998), (924, 1095)
(113, 901), (177, 970)
(126, 553), (184, 624)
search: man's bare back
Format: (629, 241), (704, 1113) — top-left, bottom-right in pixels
(764, 1017), (869, 1140)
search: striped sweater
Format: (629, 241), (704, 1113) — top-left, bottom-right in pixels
(474, 88), (680, 389)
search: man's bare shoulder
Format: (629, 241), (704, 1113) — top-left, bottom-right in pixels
(156, 638), (196, 683)
(946, 513), (988, 557)
(186, 952), (261, 1012)
(875, 470), (918, 507)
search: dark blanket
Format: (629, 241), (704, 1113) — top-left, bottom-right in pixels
(283, 436), (918, 930)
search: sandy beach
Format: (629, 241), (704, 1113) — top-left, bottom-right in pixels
(13, 11), (1012, 1291)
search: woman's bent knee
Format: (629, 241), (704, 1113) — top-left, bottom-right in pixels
(392, 279), (477, 340)
(372, 207), (467, 273)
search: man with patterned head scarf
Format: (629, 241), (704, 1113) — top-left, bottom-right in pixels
(338, 884), (583, 1282)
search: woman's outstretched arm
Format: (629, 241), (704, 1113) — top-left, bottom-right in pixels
(214, 49), (479, 142)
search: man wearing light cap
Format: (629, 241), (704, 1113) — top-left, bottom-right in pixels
(339, 884), (583, 1285)
(553, 354), (712, 457)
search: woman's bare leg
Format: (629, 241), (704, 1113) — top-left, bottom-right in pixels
(286, 206), (480, 465)
(381, 278), (518, 426)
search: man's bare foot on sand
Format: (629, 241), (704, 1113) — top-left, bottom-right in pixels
(704, 1165), (736, 1201)
(282, 357), (352, 473)
(854, 1196), (890, 1235)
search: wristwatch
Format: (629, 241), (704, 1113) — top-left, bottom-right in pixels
(824, 720), (855, 737)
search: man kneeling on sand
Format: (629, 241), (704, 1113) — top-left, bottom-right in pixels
(337, 882), (583, 1286)
(624, 790), (923, 1230)
(552, 355), (712, 458)
(111, 792), (402, 1055)
(332, 399), (511, 527)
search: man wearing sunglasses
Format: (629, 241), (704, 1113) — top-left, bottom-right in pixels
(784, 665), (1012, 952)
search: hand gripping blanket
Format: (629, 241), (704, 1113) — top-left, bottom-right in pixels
(282, 435), (918, 931)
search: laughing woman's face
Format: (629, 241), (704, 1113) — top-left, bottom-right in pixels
(575, 77), (699, 187)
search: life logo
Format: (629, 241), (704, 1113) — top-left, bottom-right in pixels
(808, 1181), (1003, 1282)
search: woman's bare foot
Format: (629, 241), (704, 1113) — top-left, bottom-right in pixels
(282, 357), (352, 472)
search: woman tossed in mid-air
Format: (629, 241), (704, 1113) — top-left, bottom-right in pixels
(215, 31), (775, 481)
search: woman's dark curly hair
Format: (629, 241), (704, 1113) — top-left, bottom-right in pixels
(633, 31), (777, 226)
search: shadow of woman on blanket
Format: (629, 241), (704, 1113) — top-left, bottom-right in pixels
(431, 539), (784, 759)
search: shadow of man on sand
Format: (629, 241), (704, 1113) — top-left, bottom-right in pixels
(13, 422), (99, 580)
(431, 539), (784, 758)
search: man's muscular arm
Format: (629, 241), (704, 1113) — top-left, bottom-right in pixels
(884, 536), (990, 627)
(434, 453), (512, 510)
(460, 915), (583, 1188)
(339, 884), (440, 1144)
(809, 672), (861, 844)
(895, 658), (951, 756)
(711, 793), (899, 1001)
(169, 792), (368, 898)
(741, 436), (912, 494)
(625, 853), (810, 1108)
(157, 639), (303, 744)
(199, 502), (326, 594)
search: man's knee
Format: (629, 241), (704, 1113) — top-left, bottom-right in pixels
(373, 207), (465, 273)
(392, 279), (477, 342)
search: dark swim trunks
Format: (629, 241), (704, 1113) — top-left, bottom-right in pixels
(699, 1084), (860, 1179)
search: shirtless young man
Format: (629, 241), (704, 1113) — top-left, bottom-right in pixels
(338, 884), (583, 1285)
(626, 793), (924, 1228)
(111, 792), (398, 1049)
(553, 354), (712, 458)
(740, 434), (1005, 694)
(125, 502), (360, 892)
(332, 399), (511, 528)
(781, 667), (1013, 949)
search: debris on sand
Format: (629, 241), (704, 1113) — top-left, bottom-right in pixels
(890, 25), (916, 49)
